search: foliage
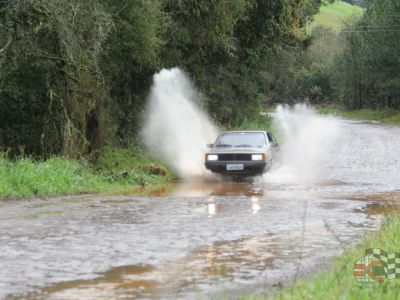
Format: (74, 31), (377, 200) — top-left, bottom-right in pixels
(99, 0), (163, 139)
(266, 1), (365, 106)
(0, 0), (114, 157)
(281, 0), (399, 112)
(0, 0), (342, 198)
(1, 0), (396, 159)
(160, 0), (328, 125)
(0, 0), (332, 156)
(95, 145), (175, 184)
(334, 0), (400, 110)
(265, 31), (335, 105)
(0, 155), (100, 198)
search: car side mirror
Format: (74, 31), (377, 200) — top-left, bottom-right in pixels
(271, 142), (279, 148)
(207, 143), (214, 149)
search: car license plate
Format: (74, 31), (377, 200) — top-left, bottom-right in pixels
(227, 164), (244, 171)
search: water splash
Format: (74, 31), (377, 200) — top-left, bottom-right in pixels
(265, 104), (341, 184)
(142, 68), (218, 178)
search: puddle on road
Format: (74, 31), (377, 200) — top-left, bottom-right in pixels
(130, 180), (343, 199)
(19, 232), (349, 300)
(167, 180), (265, 197)
(128, 180), (399, 205)
(3, 180), (400, 300)
(16, 184), (400, 300)
(24, 264), (158, 300)
(362, 202), (400, 216)
(345, 193), (400, 216)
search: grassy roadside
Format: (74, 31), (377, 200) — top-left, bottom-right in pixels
(318, 106), (400, 125)
(240, 213), (400, 300)
(0, 146), (175, 200)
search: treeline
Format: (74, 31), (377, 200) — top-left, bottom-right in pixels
(0, 0), (330, 157)
(271, 0), (399, 110)
(335, 0), (400, 109)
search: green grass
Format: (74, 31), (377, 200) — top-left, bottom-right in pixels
(0, 147), (174, 199)
(241, 214), (400, 300)
(310, 1), (364, 32)
(318, 106), (400, 125)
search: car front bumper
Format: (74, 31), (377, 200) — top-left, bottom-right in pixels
(204, 161), (267, 175)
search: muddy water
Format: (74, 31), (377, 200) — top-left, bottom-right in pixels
(1, 119), (400, 299)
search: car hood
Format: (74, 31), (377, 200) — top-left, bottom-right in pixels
(207, 147), (266, 154)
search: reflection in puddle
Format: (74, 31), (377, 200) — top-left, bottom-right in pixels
(25, 264), (158, 300)
(207, 203), (217, 218)
(101, 176), (393, 201)
(251, 196), (261, 214)
(150, 180), (265, 198)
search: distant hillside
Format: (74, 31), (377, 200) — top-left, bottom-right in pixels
(311, 1), (364, 31)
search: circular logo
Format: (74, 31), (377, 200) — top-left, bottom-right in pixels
(353, 255), (385, 284)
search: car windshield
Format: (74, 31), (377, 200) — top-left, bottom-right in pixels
(214, 132), (266, 148)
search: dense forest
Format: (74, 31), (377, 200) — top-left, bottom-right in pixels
(0, 0), (398, 158)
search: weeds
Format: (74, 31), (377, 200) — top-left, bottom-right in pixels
(0, 146), (174, 199)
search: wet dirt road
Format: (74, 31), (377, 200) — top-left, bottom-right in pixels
(1, 119), (400, 299)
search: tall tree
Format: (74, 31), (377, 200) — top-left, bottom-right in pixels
(100, 0), (163, 139)
(0, 0), (113, 156)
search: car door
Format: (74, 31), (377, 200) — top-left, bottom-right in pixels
(266, 132), (281, 162)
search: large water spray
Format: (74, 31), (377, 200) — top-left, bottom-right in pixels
(265, 104), (341, 183)
(142, 68), (218, 178)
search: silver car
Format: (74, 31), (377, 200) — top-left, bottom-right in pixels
(204, 131), (281, 176)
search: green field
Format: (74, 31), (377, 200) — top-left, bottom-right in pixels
(310, 1), (364, 31)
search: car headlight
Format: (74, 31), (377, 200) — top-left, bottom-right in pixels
(206, 154), (218, 161)
(252, 154), (265, 161)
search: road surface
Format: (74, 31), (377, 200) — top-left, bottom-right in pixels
(1, 118), (400, 299)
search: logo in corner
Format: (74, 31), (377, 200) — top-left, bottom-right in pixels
(354, 248), (400, 284)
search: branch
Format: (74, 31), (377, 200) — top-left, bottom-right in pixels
(0, 35), (13, 56)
